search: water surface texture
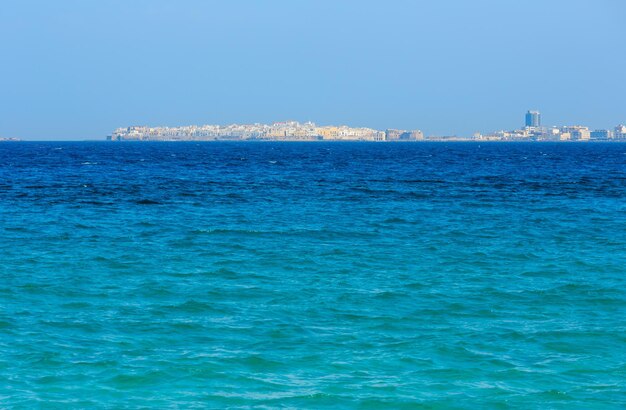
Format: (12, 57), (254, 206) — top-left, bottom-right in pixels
(1, 142), (625, 408)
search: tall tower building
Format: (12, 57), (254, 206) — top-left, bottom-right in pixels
(525, 110), (541, 128)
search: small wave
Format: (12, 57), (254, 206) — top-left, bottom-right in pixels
(164, 300), (223, 314)
(135, 199), (162, 205)
(382, 217), (409, 224)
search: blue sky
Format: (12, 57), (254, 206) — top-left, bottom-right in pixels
(1, 0), (624, 140)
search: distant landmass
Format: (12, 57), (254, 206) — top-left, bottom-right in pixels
(108, 121), (423, 142)
(108, 114), (626, 142)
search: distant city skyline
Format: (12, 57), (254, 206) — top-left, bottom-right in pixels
(105, 111), (626, 142)
(1, 0), (625, 140)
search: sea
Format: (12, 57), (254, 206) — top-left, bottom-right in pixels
(0, 141), (625, 408)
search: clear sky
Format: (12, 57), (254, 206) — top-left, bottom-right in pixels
(1, 0), (624, 140)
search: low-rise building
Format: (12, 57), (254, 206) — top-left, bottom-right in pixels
(590, 129), (612, 140)
(385, 129), (404, 141)
(561, 126), (590, 141)
(614, 125), (626, 140)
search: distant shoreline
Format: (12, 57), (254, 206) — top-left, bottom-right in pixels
(107, 115), (626, 142)
(104, 139), (626, 143)
(7, 139), (626, 144)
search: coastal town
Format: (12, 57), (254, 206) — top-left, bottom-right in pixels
(107, 111), (626, 142)
(108, 121), (414, 142)
(475, 111), (626, 142)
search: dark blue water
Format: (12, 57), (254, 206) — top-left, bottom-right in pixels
(1, 142), (625, 408)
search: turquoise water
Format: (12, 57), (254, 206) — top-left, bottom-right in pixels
(1, 142), (625, 408)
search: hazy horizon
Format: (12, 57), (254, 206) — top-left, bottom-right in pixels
(1, 0), (625, 141)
